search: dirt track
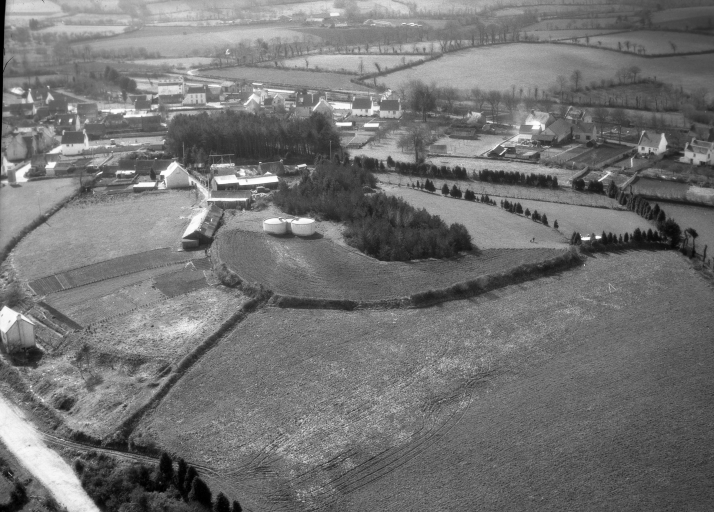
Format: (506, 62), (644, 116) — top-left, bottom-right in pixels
(0, 393), (100, 512)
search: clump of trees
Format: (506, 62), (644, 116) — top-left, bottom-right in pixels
(75, 451), (242, 512)
(167, 111), (340, 163)
(475, 169), (559, 188)
(615, 191), (683, 248)
(273, 163), (472, 260)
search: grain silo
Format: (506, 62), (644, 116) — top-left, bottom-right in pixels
(263, 218), (287, 235)
(291, 218), (316, 236)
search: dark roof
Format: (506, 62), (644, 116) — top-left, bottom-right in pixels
(259, 161), (285, 174)
(545, 118), (573, 137)
(573, 121), (596, 134)
(134, 99), (151, 110)
(519, 125), (534, 135)
(352, 98), (372, 109)
(379, 99), (400, 111)
(186, 85), (206, 95)
(61, 131), (85, 144)
(117, 159), (174, 171)
(77, 103), (98, 114)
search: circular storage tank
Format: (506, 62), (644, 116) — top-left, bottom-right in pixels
(263, 217), (287, 235)
(291, 218), (316, 237)
(283, 217), (295, 234)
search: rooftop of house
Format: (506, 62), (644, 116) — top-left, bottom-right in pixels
(519, 125), (535, 135)
(638, 131), (665, 148)
(544, 118), (573, 137)
(186, 85), (207, 95)
(352, 98), (372, 110)
(524, 110), (554, 128)
(61, 131), (85, 144)
(0, 306), (34, 332)
(379, 99), (401, 111)
(573, 121), (596, 134)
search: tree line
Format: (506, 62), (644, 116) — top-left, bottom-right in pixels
(166, 111), (341, 163)
(75, 450), (241, 512)
(273, 163), (472, 261)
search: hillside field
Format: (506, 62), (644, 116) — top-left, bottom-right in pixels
(586, 31), (714, 55)
(271, 54), (425, 74)
(652, 6), (714, 29)
(12, 191), (200, 280)
(198, 66), (371, 91)
(0, 178), (80, 259)
(382, 43), (714, 94)
(135, 250), (714, 511)
(656, 202), (714, 252)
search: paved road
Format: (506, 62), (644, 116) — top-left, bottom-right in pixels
(0, 393), (100, 512)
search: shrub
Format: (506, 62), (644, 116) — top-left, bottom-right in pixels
(525, 208), (531, 218)
(449, 184), (462, 198)
(464, 189), (475, 201)
(189, 478), (212, 506)
(573, 178), (585, 191)
(541, 214), (548, 226)
(553, 220), (559, 229)
(159, 452), (174, 482)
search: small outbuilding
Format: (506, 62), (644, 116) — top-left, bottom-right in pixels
(236, 175), (280, 190)
(0, 306), (35, 353)
(638, 131), (668, 156)
(207, 190), (252, 209)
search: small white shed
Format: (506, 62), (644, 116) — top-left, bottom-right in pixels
(0, 306), (35, 352)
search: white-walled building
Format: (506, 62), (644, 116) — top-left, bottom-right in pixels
(379, 99), (403, 119)
(183, 85), (207, 106)
(0, 306), (35, 353)
(351, 97), (373, 116)
(638, 131), (667, 156)
(160, 161), (192, 188)
(61, 130), (89, 156)
(681, 138), (714, 165)
(158, 77), (185, 96)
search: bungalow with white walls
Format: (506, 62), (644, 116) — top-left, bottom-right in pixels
(61, 130), (89, 156)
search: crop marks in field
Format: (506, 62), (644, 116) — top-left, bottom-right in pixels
(217, 229), (563, 302)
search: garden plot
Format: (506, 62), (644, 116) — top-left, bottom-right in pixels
(136, 250), (714, 511)
(217, 229), (563, 301)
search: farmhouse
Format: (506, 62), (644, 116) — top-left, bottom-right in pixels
(207, 190), (252, 209)
(55, 114), (80, 133)
(182, 204), (223, 248)
(536, 118), (573, 146)
(160, 161), (192, 189)
(351, 97), (373, 116)
(134, 98), (152, 112)
(524, 110), (555, 131)
(61, 130), (89, 156)
(572, 122), (597, 143)
(244, 96), (262, 114)
(183, 85), (207, 106)
(0, 307), (35, 353)
(379, 99), (403, 119)
(681, 138), (714, 165)
(638, 131), (668, 156)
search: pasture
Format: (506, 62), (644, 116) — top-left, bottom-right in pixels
(199, 66), (372, 91)
(659, 202), (714, 253)
(524, 28), (624, 41)
(383, 43), (714, 94)
(525, 18), (623, 31)
(136, 250), (714, 511)
(13, 191), (199, 280)
(128, 57), (215, 68)
(652, 6), (714, 29)
(586, 31), (714, 55)
(384, 186), (567, 248)
(272, 54), (425, 74)
(75, 24), (313, 57)
(6, 0), (62, 15)
(217, 228), (563, 301)
(35, 24), (129, 35)
(0, 178), (80, 260)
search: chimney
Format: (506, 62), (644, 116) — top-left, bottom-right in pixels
(531, 109), (535, 115)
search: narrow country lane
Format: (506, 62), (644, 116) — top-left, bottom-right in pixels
(0, 393), (100, 512)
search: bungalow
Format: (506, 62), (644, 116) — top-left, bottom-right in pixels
(681, 138), (714, 165)
(160, 161), (192, 188)
(181, 204), (223, 248)
(61, 130), (89, 156)
(351, 97), (373, 116)
(183, 85), (207, 106)
(379, 99), (403, 119)
(572, 122), (597, 143)
(0, 306), (35, 353)
(637, 131), (667, 156)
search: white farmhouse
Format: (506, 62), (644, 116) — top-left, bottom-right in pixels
(637, 131), (667, 156)
(379, 99), (403, 119)
(160, 161), (192, 189)
(183, 85), (207, 106)
(61, 130), (89, 156)
(0, 306), (35, 353)
(351, 97), (373, 116)
(157, 77), (185, 96)
(681, 138), (714, 166)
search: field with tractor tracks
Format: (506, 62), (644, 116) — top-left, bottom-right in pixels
(135, 249), (714, 511)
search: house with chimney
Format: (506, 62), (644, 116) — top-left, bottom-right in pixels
(61, 130), (89, 156)
(379, 99), (403, 119)
(183, 85), (207, 106)
(351, 97), (373, 116)
(681, 138), (713, 165)
(637, 131), (667, 156)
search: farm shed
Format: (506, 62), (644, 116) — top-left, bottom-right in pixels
(182, 204), (223, 247)
(207, 190), (252, 209)
(236, 175), (280, 190)
(160, 162), (192, 189)
(0, 306), (35, 353)
(364, 122), (380, 132)
(336, 121), (356, 130)
(212, 174), (240, 190)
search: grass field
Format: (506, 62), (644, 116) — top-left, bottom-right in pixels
(586, 30), (714, 55)
(13, 191), (200, 280)
(136, 250), (714, 511)
(652, 6), (714, 29)
(526, 18), (623, 31)
(630, 177), (714, 207)
(75, 24), (312, 57)
(659, 202), (714, 253)
(6, 0), (62, 15)
(128, 57), (215, 68)
(217, 228), (563, 301)
(524, 28), (624, 41)
(271, 54), (425, 74)
(35, 25), (129, 35)
(0, 179), (80, 260)
(198, 66), (372, 91)
(383, 43), (714, 94)
(25, 285), (246, 437)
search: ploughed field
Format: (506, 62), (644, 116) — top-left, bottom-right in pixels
(136, 250), (714, 511)
(216, 229), (563, 302)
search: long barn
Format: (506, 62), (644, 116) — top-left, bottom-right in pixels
(182, 205), (223, 248)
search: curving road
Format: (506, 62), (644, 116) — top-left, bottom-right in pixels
(0, 393), (100, 512)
